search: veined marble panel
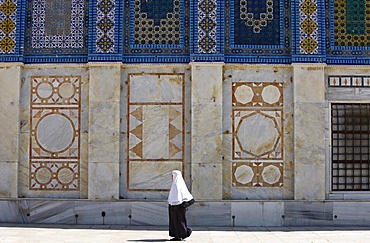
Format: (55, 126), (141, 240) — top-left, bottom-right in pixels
(0, 201), (27, 223)
(19, 68), (89, 198)
(128, 161), (182, 190)
(187, 202), (230, 226)
(0, 162), (18, 198)
(231, 201), (284, 226)
(129, 74), (183, 103)
(29, 76), (81, 191)
(74, 201), (129, 225)
(127, 73), (185, 192)
(130, 202), (168, 226)
(284, 201), (333, 226)
(333, 202), (370, 225)
(231, 82), (284, 187)
(26, 200), (76, 224)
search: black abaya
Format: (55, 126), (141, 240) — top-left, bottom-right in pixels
(169, 204), (192, 240)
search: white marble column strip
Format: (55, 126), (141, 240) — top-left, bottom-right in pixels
(88, 63), (121, 199)
(292, 63), (326, 200)
(190, 62), (224, 200)
(0, 63), (22, 198)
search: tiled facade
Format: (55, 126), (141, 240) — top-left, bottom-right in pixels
(0, 0), (368, 64)
(2, 0), (370, 226)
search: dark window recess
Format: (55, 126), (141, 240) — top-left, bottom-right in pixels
(331, 103), (370, 191)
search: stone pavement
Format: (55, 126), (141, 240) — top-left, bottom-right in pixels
(0, 224), (370, 243)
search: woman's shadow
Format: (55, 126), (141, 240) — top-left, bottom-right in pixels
(127, 239), (170, 242)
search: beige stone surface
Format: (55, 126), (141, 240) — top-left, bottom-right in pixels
(88, 162), (119, 199)
(88, 64), (121, 199)
(293, 64), (325, 200)
(128, 161), (181, 190)
(88, 101), (120, 163)
(0, 64), (21, 103)
(0, 101), (20, 162)
(292, 64), (326, 103)
(191, 163), (223, 200)
(191, 63), (223, 200)
(191, 63), (223, 103)
(0, 162), (18, 198)
(88, 64), (121, 102)
(295, 163), (326, 200)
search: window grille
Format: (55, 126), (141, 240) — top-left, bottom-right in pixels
(331, 103), (370, 191)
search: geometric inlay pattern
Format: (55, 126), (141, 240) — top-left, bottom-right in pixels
(29, 76), (81, 190)
(96, 0), (115, 53)
(299, 0), (318, 54)
(232, 162), (283, 187)
(0, 0), (16, 53)
(25, 0), (88, 56)
(133, 0), (180, 45)
(328, 76), (370, 87)
(127, 73), (185, 191)
(232, 82), (283, 187)
(334, 0), (370, 47)
(198, 0), (217, 53)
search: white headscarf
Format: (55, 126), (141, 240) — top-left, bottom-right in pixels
(168, 170), (193, 205)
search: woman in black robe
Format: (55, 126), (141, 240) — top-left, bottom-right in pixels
(168, 170), (194, 241)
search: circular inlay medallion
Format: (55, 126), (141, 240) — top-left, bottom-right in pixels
(36, 114), (74, 153)
(261, 85), (280, 104)
(36, 82), (53, 99)
(58, 167), (74, 184)
(234, 85), (254, 104)
(234, 164), (254, 185)
(35, 167), (52, 184)
(262, 165), (281, 184)
(59, 82), (75, 99)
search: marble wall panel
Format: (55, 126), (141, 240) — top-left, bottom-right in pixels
(191, 163), (222, 200)
(187, 202), (230, 226)
(0, 162), (17, 198)
(0, 101), (20, 162)
(231, 201), (284, 226)
(88, 64), (120, 200)
(294, 103), (326, 166)
(293, 64), (325, 200)
(88, 65), (121, 102)
(0, 201), (27, 223)
(293, 65), (325, 103)
(294, 103), (325, 200)
(223, 65), (293, 200)
(29, 76), (81, 191)
(74, 201), (129, 225)
(120, 65), (191, 200)
(0, 65), (21, 182)
(128, 162), (182, 191)
(130, 202), (168, 226)
(88, 162), (119, 200)
(332, 202), (370, 225)
(191, 63), (223, 200)
(284, 201), (333, 226)
(26, 200), (76, 224)
(191, 64), (223, 104)
(0, 64), (21, 102)
(126, 72), (185, 193)
(191, 103), (223, 163)
(88, 101), (120, 163)
(19, 66), (89, 199)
